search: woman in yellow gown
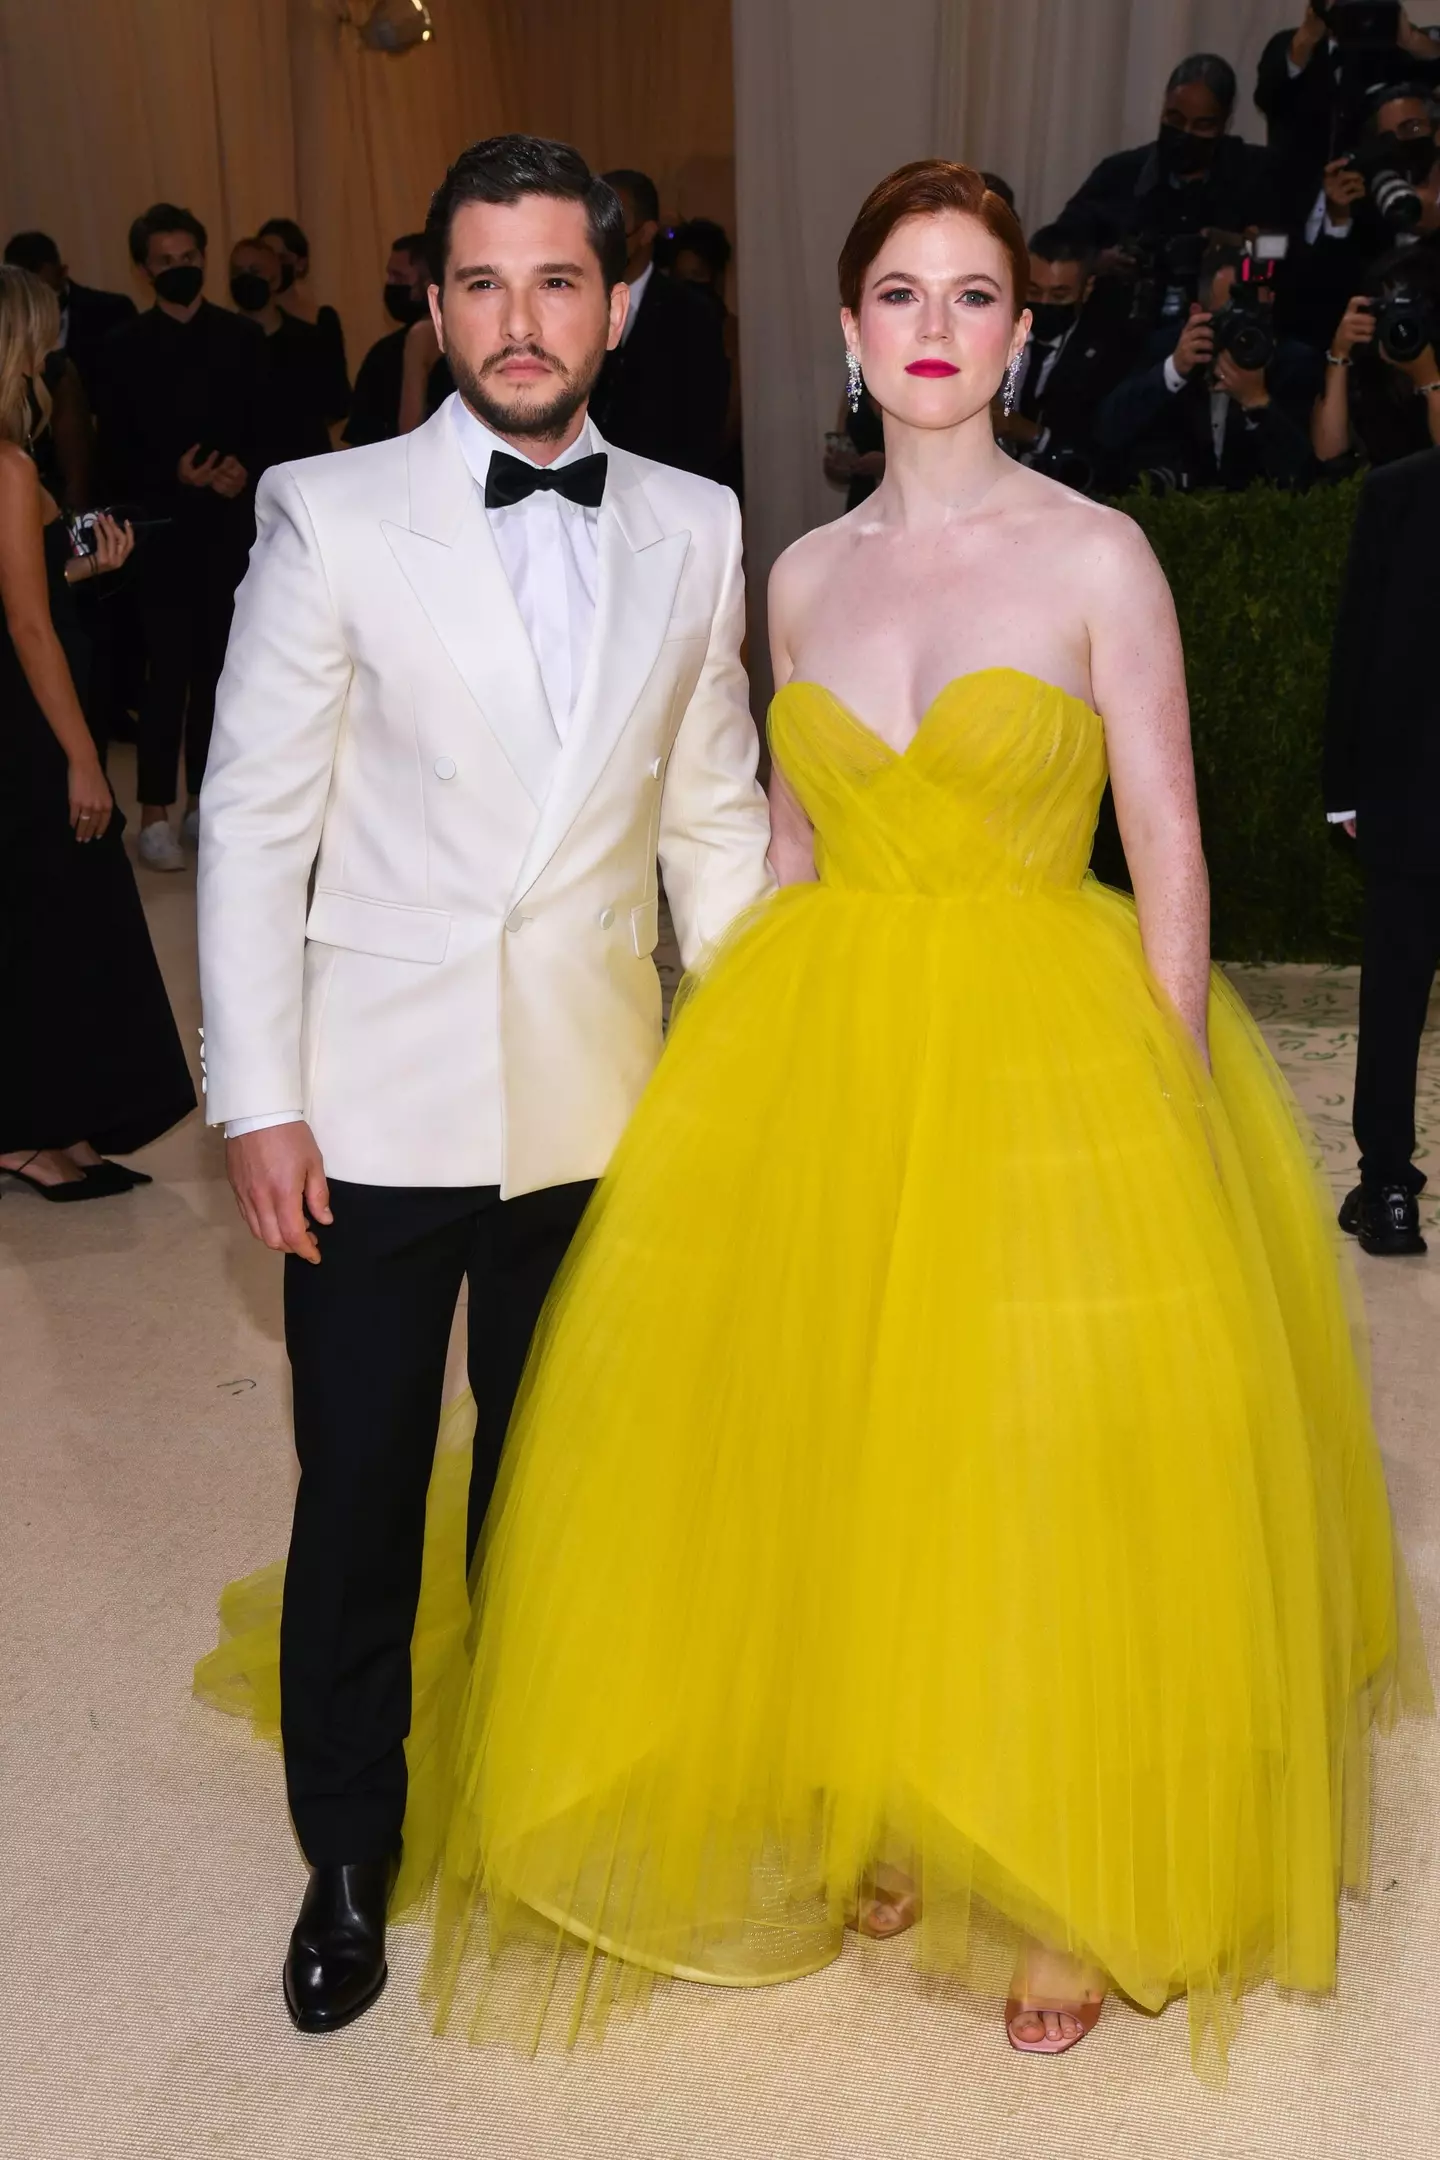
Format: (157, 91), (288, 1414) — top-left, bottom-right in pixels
(199, 162), (1425, 2069)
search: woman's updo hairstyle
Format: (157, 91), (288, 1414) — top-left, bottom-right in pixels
(838, 159), (1029, 317)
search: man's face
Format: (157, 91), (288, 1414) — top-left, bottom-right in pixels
(1027, 257), (1090, 309)
(32, 259), (66, 297)
(386, 247), (425, 299)
(613, 186), (659, 281)
(1160, 81), (1227, 138)
(145, 228), (204, 285)
(1374, 97), (1434, 145)
(268, 241), (303, 292)
(432, 194), (626, 444)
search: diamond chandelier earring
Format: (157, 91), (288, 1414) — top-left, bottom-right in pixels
(1001, 352), (1023, 417)
(846, 349), (864, 415)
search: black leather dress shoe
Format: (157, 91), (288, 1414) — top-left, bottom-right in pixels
(1339, 1183), (1427, 1257)
(283, 1855), (398, 2033)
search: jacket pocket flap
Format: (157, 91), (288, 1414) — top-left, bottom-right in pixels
(630, 897), (660, 957)
(305, 889), (451, 965)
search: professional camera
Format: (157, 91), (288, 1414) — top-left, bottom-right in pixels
(1369, 281), (1440, 361)
(1318, 1), (1402, 47)
(1122, 230), (1208, 331)
(1346, 129), (1433, 230)
(1208, 241), (1287, 374)
(1028, 443), (1101, 498)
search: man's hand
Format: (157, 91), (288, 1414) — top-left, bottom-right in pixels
(1172, 308), (1216, 378)
(1342, 817), (1357, 838)
(1291, 5), (1329, 66)
(211, 455), (249, 500)
(227, 1122), (333, 1263)
(1214, 349), (1271, 408)
(1399, 7), (1439, 60)
(178, 443), (220, 489)
(1322, 156), (1367, 229)
(1332, 293), (1377, 359)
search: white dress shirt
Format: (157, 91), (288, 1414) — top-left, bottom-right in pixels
(225, 399), (605, 1140)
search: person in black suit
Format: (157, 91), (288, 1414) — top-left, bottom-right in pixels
(1095, 240), (1322, 490)
(94, 203), (270, 867)
(228, 235), (332, 463)
(1061, 54), (1293, 258)
(993, 224), (1142, 491)
(343, 233), (430, 446)
(257, 217), (351, 427)
(590, 169), (729, 477)
(3, 229), (136, 408)
(1279, 80), (1440, 346)
(1256, 5), (1440, 212)
(1325, 446), (1440, 1254)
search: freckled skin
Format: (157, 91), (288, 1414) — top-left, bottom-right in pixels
(767, 210), (1211, 1064)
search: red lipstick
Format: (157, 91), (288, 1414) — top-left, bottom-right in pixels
(906, 359), (959, 377)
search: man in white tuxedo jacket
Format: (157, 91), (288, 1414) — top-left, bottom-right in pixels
(197, 136), (773, 2033)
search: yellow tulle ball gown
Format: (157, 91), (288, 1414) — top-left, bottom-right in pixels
(198, 667), (1427, 2069)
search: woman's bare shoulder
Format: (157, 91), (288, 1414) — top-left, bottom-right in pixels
(769, 515), (851, 603)
(0, 439), (39, 493)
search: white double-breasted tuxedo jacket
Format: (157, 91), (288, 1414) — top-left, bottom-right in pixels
(197, 397), (775, 1194)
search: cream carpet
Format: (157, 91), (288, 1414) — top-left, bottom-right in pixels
(5, 755), (1440, 2160)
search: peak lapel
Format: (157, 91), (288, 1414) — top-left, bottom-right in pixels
(511, 449), (690, 902)
(381, 400), (559, 808)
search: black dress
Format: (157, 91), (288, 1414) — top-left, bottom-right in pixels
(0, 517), (197, 1155)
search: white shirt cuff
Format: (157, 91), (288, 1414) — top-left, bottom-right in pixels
(224, 1110), (305, 1138)
(1162, 354), (1187, 395)
(1326, 811), (1355, 825)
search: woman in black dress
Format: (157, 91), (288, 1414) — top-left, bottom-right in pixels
(0, 265), (195, 1202)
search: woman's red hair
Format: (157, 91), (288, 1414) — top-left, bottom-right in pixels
(838, 160), (1029, 316)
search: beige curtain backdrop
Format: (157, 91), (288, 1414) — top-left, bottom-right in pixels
(0, 0), (734, 370)
(733, 0), (1311, 702)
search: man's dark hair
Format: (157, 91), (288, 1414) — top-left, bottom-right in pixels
(980, 171), (1017, 210)
(259, 216), (310, 260)
(4, 230), (60, 273)
(1362, 80), (1439, 130)
(391, 230), (427, 259)
(127, 202), (207, 267)
(668, 216), (732, 278)
(425, 134), (628, 289)
(1166, 52), (1238, 113)
(1026, 223), (1096, 269)
(602, 168), (661, 228)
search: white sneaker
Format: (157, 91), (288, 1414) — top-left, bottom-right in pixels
(180, 807), (201, 848)
(137, 820), (186, 872)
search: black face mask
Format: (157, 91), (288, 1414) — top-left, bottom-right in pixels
(1376, 132), (1439, 184)
(1029, 299), (1078, 342)
(154, 263), (204, 307)
(383, 281), (427, 325)
(1156, 122), (1218, 179)
(230, 271), (272, 313)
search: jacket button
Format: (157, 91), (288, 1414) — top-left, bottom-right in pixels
(599, 907), (616, 930)
(434, 757), (457, 780)
(649, 757), (662, 779)
(506, 911), (529, 934)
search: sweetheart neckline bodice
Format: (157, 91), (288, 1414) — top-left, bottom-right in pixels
(771, 666), (1100, 762)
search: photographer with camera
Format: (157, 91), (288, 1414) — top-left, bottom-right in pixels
(1324, 442), (1440, 1253)
(1313, 245), (1440, 460)
(992, 225), (1142, 493)
(1283, 82), (1440, 339)
(1062, 55), (1292, 261)
(1096, 239), (1322, 491)
(1257, 6), (1440, 211)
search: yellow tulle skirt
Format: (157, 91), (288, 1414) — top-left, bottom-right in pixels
(198, 876), (1428, 2072)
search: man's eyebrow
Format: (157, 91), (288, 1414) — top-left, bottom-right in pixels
(452, 260), (590, 279)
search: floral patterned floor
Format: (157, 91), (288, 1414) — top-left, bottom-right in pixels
(655, 905), (1438, 1231)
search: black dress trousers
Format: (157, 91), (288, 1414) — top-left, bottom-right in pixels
(279, 1175), (593, 1865)
(1354, 873), (1440, 1194)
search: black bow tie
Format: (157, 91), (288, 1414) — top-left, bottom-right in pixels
(484, 449), (608, 511)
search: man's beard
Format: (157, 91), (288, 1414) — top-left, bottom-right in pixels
(448, 334), (609, 443)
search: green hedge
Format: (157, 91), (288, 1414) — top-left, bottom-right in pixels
(1098, 478), (1366, 963)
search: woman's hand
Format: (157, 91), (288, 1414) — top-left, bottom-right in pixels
(88, 511), (134, 574)
(68, 754), (113, 842)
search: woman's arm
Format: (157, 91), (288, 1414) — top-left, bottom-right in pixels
(0, 446), (112, 836)
(1085, 508), (1211, 1061)
(766, 546), (818, 886)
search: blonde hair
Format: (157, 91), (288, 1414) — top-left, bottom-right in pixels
(0, 263), (62, 450)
